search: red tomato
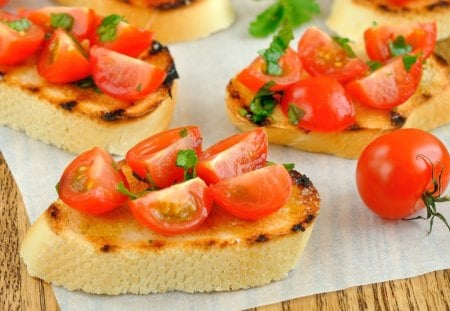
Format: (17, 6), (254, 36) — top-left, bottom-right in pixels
(196, 128), (268, 185)
(345, 55), (422, 109)
(125, 126), (202, 189)
(356, 129), (450, 221)
(298, 27), (369, 83)
(58, 147), (128, 215)
(90, 45), (166, 102)
(0, 0), (9, 6)
(128, 177), (212, 235)
(37, 28), (90, 83)
(280, 76), (356, 132)
(209, 165), (292, 220)
(0, 14), (45, 65)
(92, 18), (153, 57)
(237, 48), (302, 92)
(18, 6), (96, 41)
(364, 22), (436, 62)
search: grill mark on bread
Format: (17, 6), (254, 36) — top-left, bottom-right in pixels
(100, 244), (117, 252)
(289, 170), (313, 188)
(359, 0), (450, 12)
(60, 100), (78, 111)
(102, 109), (125, 121)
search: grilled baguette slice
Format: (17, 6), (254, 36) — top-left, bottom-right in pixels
(55, 0), (235, 43)
(20, 162), (320, 294)
(0, 42), (178, 156)
(226, 53), (450, 159)
(327, 0), (450, 41)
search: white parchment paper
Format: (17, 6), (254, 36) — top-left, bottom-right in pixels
(1, 0), (449, 310)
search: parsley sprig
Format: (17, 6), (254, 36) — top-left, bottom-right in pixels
(243, 81), (280, 125)
(5, 18), (31, 32)
(176, 149), (198, 181)
(389, 35), (412, 57)
(97, 14), (124, 42)
(258, 22), (293, 75)
(50, 13), (74, 31)
(249, 0), (320, 38)
(332, 36), (356, 58)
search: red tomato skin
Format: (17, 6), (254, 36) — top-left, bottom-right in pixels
(125, 126), (202, 189)
(89, 45), (166, 102)
(237, 48), (302, 92)
(345, 55), (422, 109)
(0, 16), (45, 65)
(0, 0), (9, 6)
(209, 165), (292, 220)
(298, 27), (369, 83)
(128, 177), (212, 235)
(280, 76), (356, 132)
(58, 147), (128, 215)
(356, 129), (450, 219)
(196, 128), (268, 185)
(37, 28), (90, 83)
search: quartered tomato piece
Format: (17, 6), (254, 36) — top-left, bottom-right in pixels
(37, 28), (90, 83)
(125, 126), (202, 189)
(90, 45), (166, 102)
(58, 147), (128, 215)
(18, 6), (96, 41)
(196, 128), (268, 184)
(281, 76), (356, 132)
(128, 177), (212, 235)
(209, 164), (292, 220)
(345, 55), (422, 109)
(92, 15), (153, 57)
(298, 27), (368, 83)
(364, 22), (436, 62)
(0, 14), (44, 65)
(237, 47), (302, 92)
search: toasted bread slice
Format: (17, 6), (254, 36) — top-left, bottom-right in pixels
(20, 162), (320, 294)
(327, 0), (450, 41)
(0, 42), (178, 156)
(226, 53), (450, 159)
(55, 0), (235, 43)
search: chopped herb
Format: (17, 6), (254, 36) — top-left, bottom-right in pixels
(402, 54), (418, 72)
(372, 21), (378, 27)
(117, 181), (138, 200)
(258, 22), (294, 76)
(287, 104), (304, 125)
(176, 149), (198, 181)
(5, 18), (31, 32)
(249, 0), (320, 38)
(179, 128), (188, 137)
(367, 60), (382, 72)
(389, 35), (412, 57)
(136, 83), (142, 92)
(248, 81), (279, 125)
(55, 181), (60, 194)
(238, 107), (248, 117)
(145, 173), (159, 190)
(283, 163), (295, 171)
(73, 76), (102, 93)
(332, 36), (356, 58)
(96, 14), (124, 42)
(50, 13), (74, 31)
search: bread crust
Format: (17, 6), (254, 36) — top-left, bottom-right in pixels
(55, 0), (235, 43)
(20, 167), (320, 294)
(226, 53), (450, 159)
(327, 0), (450, 41)
(0, 43), (178, 156)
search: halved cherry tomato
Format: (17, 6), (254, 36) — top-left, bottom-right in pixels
(92, 16), (153, 57)
(90, 45), (166, 102)
(345, 55), (422, 109)
(128, 177), (212, 235)
(196, 128), (268, 185)
(298, 27), (369, 83)
(37, 28), (90, 83)
(0, 14), (44, 65)
(356, 129), (450, 220)
(237, 48), (302, 92)
(209, 164), (292, 220)
(58, 147), (128, 215)
(125, 126), (202, 189)
(18, 6), (96, 41)
(280, 76), (356, 132)
(364, 22), (436, 62)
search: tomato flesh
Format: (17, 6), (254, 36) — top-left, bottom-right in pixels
(125, 126), (202, 189)
(209, 164), (292, 220)
(237, 47), (302, 92)
(356, 129), (450, 219)
(298, 27), (369, 83)
(128, 177), (212, 235)
(90, 45), (166, 102)
(58, 147), (128, 215)
(280, 76), (356, 132)
(37, 28), (90, 83)
(345, 55), (422, 109)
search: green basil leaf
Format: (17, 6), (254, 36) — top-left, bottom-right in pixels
(97, 14), (124, 42)
(5, 18), (31, 32)
(402, 54), (418, 72)
(50, 13), (74, 31)
(389, 35), (413, 57)
(367, 60), (382, 72)
(332, 36), (356, 58)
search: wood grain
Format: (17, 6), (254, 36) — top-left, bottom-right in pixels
(0, 152), (60, 311)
